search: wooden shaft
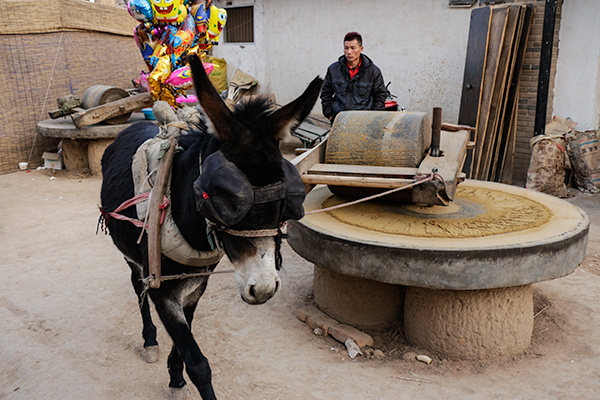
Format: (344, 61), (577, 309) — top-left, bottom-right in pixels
(308, 163), (418, 178)
(147, 138), (177, 289)
(71, 92), (153, 128)
(440, 123), (476, 132)
(301, 174), (414, 188)
(431, 107), (442, 157)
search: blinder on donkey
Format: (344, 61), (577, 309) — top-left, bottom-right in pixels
(194, 149), (306, 229)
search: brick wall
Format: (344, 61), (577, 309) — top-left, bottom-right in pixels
(512, 0), (562, 186)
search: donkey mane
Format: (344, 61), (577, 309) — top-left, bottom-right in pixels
(221, 97), (285, 186)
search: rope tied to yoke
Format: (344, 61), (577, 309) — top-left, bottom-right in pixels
(305, 169), (445, 215)
(97, 191), (170, 234)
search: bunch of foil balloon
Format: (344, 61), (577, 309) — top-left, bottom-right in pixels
(128, 0), (227, 106)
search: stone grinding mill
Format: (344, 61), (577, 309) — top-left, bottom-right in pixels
(288, 110), (588, 360)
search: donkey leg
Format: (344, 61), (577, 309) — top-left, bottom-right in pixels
(166, 279), (208, 389)
(126, 258), (159, 363)
(152, 294), (216, 400)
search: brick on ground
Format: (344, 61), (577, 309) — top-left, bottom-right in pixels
(329, 324), (374, 349)
(297, 306), (339, 336)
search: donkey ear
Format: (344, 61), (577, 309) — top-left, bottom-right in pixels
(189, 54), (235, 142)
(265, 77), (323, 141)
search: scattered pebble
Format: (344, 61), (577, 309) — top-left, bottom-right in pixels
(345, 338), (362, 359)
(417, 355), (433, 364)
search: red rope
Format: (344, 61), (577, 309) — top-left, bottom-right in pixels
(99, 192), (170, 232)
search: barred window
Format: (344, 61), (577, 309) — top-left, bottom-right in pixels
(225, 6), (254, 43)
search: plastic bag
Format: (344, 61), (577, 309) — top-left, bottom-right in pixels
(526, 135), (568, 198)
(205, 56), (228, 93)
(566, 130), (600, 193)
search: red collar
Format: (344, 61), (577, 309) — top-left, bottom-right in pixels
(346, 57), (362, 79)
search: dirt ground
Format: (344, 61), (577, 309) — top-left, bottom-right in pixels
(1, 167), (600, 400)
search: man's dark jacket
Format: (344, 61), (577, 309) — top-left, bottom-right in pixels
(320, 54), (387, 122)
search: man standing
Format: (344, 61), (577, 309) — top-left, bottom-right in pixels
(320, 32), (387, 124)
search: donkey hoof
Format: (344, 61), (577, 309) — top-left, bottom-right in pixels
(142, 345), (159, 363)
(168, 386), (190, 400)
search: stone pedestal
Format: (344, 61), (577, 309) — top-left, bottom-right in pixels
(88, 139), (115, 176)
(313, 265), (404, 330)
(404, 285), (533, 359)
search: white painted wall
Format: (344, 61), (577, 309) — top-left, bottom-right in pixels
(553, 0), (600, 131)
(213, 1), (600, 131)
(213, 0), (472, 122)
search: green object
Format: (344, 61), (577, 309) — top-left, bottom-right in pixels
(57, 95), (81, 113)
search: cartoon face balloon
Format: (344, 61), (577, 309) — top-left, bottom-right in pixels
(151, 0), (187, 24)
(207, 5), (227, 41)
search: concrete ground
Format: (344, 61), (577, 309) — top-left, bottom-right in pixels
(1, 165), (600, 400)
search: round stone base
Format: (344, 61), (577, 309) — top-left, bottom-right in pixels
(88, 139), (115, 176)
(404, 285), (533, 359)
(313, 265), (405, 330)
(62, 139), (89, 170)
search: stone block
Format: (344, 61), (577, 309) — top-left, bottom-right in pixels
(329, 324), (373, 349)
(297, 306), (339, 336)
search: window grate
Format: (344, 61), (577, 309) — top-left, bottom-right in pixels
(225, 6), (254, 43)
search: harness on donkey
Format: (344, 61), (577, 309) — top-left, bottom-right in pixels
(99, 102), (305, 289)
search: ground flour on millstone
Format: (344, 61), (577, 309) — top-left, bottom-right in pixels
(323, 186), (552, 238)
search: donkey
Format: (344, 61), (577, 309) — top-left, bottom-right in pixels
(100, 54), (322, 399)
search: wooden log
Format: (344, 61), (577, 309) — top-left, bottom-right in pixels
(499, 91), (519, 184)
(301, 174), (414, 189)
(308, 163), (417, 178)
(49, 107), (85, 119)
(480, 4), (521, 180)
(48, 109), (65, 119)
(458, 6), (491, 129)
(497, 4), (533, 183)
(458, 6), (491, 177)
(490, 5), (525, 181)
(71, 92), (153, 129)
(473, 6), (508, 178)
(441, 123), (476, 132)
(147, 138), (177, 289)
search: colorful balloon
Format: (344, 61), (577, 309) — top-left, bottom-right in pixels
(127, 0), (226, 106)
(128, 0), (153, 22)
(165, 63), (214, 88)
(207, 5), (227, 42)
(150, 0), (187, 24)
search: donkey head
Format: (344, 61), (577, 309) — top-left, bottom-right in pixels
(189, 54), (322, 304)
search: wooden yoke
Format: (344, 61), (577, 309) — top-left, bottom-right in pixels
(71, 92), (154, 128)
(147, 137), (177, 289)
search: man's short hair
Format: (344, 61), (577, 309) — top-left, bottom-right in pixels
(344, 32), (362, 47)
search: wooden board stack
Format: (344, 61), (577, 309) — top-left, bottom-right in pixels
(458, 4), (533, 183)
